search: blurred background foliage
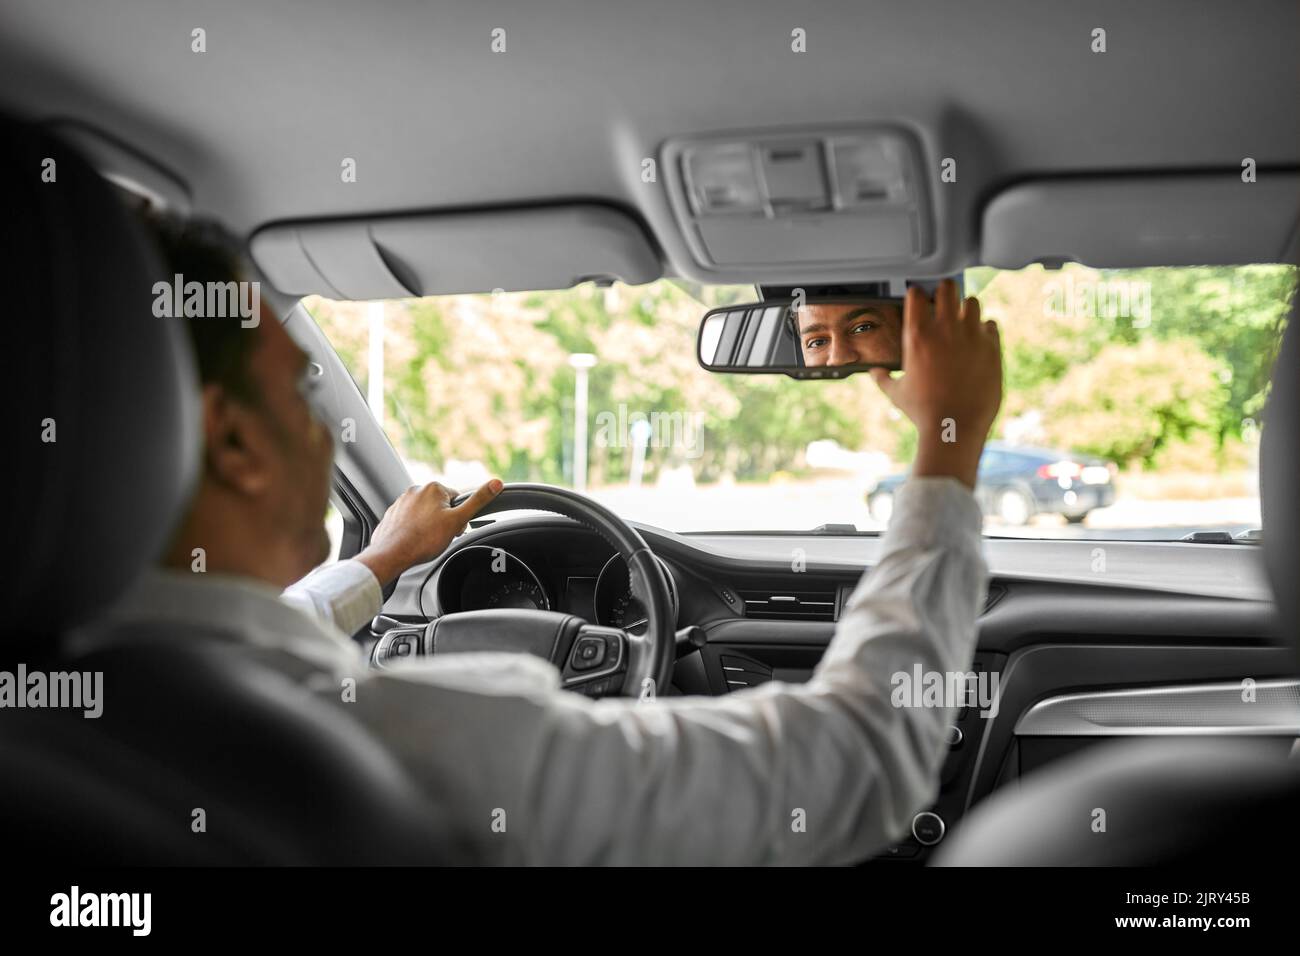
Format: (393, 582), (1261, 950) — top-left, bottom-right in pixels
(309, 263), (1294, 485)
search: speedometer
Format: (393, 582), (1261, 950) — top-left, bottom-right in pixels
(593, 553), (677, 635)
(485, 578), (547, 611)
(431, 545), (551, 615)
(607, 591), (645, 631)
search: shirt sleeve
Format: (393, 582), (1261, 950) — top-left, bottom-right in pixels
(281, 559), (383, 639)
(355, 476), (987, 865)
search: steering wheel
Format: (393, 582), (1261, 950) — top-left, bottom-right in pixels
(376, 483), (676, 700)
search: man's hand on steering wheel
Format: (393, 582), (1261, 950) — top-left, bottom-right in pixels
(357, 478), (504, 587)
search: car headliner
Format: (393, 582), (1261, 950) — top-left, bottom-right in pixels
(2, 0), (1297, 285)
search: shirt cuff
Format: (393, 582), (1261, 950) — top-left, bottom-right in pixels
(281, 558), (384, 638)
(881, 476), (984, 551)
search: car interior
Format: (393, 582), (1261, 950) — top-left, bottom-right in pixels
(2, 0), (1299, 874)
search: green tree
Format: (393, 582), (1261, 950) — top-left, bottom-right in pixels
(1108, 265), (1295, 440)
(1038, 338), (1228, 467)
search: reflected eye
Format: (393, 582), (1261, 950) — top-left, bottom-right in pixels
(804, 337), (828, 350)
(850, 321), (878, 335)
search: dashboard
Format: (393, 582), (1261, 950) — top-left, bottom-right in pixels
(380, 512), (1286, 864)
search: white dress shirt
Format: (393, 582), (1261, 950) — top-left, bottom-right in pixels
(81, 477), (986, 865)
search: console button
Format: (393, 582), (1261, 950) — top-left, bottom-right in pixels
(911, 811), (945, 846)
(880, 842), (920, 859)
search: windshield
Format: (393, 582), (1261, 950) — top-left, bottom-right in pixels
(308, 263), (1295, 540)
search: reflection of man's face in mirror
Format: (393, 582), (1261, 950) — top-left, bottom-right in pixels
(794, 301), (903, 367)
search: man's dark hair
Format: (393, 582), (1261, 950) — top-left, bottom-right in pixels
(145, 213), (261, 403)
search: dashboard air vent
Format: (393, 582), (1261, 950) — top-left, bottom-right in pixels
(719, 654), (774, 692)
(738, 589), (837, 621)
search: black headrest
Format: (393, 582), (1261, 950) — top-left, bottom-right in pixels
(5, 115), (199, 636)
(1261, 288), (1298, 658)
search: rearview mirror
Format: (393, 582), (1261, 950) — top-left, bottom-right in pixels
(697, 297), (903, 379)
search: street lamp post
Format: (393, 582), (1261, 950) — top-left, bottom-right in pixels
(569, 353), (598, 492)
(367, 300), (385, 427)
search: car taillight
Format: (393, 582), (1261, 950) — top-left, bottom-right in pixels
(1080, 465), (1112, 485)
(1037, 460), (1081, 480)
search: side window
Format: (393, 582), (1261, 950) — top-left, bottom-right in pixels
(323, 490), (367, 566)
(324, 502), (344, 565)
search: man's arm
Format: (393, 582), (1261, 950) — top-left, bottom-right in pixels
(281, 480), (505, 637)
(281, 560), (383, 638)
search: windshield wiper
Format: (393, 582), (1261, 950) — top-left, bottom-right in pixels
(1179, 529), (1262, 544)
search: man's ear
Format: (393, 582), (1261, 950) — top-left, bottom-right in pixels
(201, 384), (273, 496)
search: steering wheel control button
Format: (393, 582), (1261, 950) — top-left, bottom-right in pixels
(572, 636), (607, 671)
(371, 628), (426, 668)
(911, 811), (946, 847)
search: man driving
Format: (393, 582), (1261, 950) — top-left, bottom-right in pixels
(84, 215), (1002, 865)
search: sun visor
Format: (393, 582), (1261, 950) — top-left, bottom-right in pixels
(982, 174), (1300, 269)
(250, 204), (662, 299)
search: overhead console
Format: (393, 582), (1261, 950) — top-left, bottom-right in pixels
(982, 172), (1300, 269)
(249, 203), (662, 299)
(662, 126), (933, 280)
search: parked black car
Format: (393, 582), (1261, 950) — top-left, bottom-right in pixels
(867, 441), (1118, 526)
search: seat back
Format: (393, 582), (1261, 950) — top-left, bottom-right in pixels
(2, 115), (461, 865)
(4, 632), (464, 864)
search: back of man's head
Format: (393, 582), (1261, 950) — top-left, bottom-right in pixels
(147, 214), (262, 403)
(142, 213), (336, 587)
